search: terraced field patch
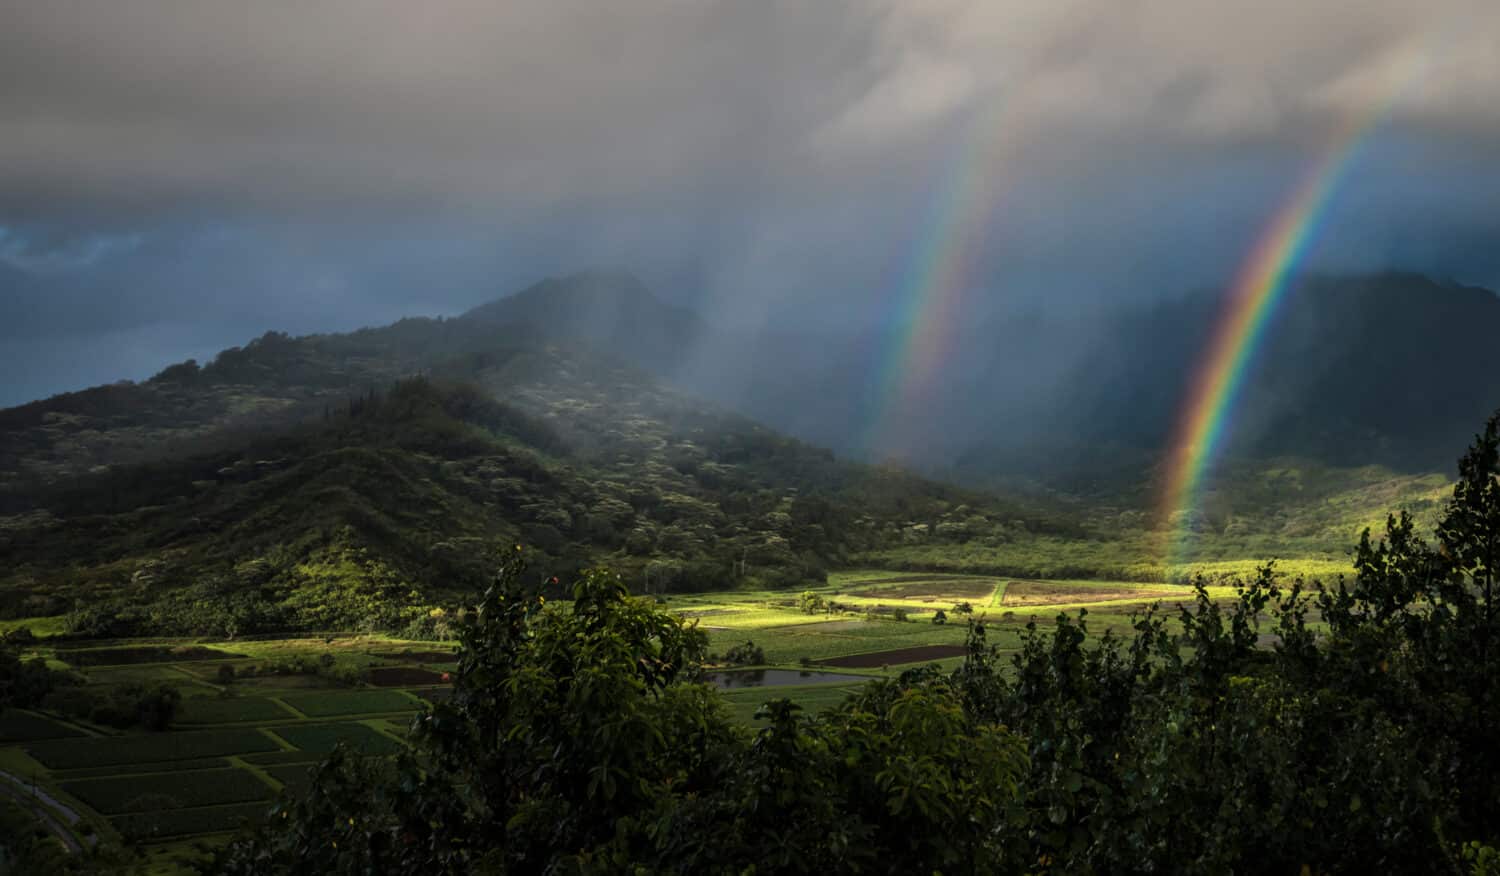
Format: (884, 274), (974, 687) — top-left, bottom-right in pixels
(264, 763), (317, 793)
(280, 690), (417, 717)
(61, 767), (273, 814)
(241, 750), (326, 767)
(25, 728), (281, 769)
(369, 650), (459, 662)
(178, 697), (296, 725)
(110, 802), (270, 842)
(368, 666), (447, 686)
(0, 709), (85, 742)
(847, 579), (998, 602)
(52, 759), (230, 781)
(58, 645), (245, 666)
(271, 722), (401, 755)
(1001, 581), (1180, 607)
(816, 644), (968, 668)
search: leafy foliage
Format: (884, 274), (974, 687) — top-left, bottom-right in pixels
(219, 412), (1500, 873)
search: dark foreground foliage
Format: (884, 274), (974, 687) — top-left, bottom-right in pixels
(214, 415), (1500, 874)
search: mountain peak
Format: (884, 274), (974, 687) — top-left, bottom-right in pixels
(463, 270), (666, 323)
(457, 271), (704, 374)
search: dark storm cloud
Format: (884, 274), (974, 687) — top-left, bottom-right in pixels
(2, 0), (1499, 405)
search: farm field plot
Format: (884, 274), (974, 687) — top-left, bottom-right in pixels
(271, 721), (402, 755)
(54, 758), (231, 780)
(177, 697), (297, 724)
(1000, 580), (1184, 607)
(242, 750), (327, 766)
(111, 802), (270, 842)
(368, 666), (447, 686)
(264, 762), (317, 793)
(369, 649), (458, 662)
(0, 709), (85, 742)
(0, 576), (1221, 861)
(280, 689), (418, 717)
(82, 665), (199, 686)
(61, 767), (273, 814)
(816, 644), (969, 668)
(845, 578), (1000, 602)
(719, 684), (866, 723)
(25, 728), (280, 769)
(57, 645), (245, 667)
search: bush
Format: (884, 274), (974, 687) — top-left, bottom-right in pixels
(723, 641), (764, 666)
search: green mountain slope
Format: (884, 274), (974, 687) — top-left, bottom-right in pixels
(0, 324), (1077, 637)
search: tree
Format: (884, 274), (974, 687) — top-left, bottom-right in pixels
(218, 555), (1028, 874)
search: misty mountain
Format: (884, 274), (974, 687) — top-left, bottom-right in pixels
(0, 311), (1078, 636)
(458, 270), (1499, 487)
(952, 272), (1500, 489)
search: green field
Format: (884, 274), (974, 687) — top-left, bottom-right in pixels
(62, 768), (274, 815)
(25, 728), (280, 770)
(263, 763), (316, 793)
(0, 572), (1289, 873)
(270, 721), (403, 755)
(111, 802), (271, 842)
(177, 697), (297, 725)
(279, 690), (418, 718)
(0, 709), (86, 742)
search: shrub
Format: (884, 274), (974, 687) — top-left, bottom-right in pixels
(723, 640), (765, 666)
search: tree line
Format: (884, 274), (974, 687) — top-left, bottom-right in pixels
(217, 414), (1500, 874)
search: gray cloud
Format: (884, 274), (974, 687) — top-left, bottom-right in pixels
(2, 0), (1499, 406)
(3, 1), (1495, 218)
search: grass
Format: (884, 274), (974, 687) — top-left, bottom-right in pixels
(270, 722), (401, 755)
(25, 728), (281, 769)
(0, 571), (1315, 854)
(110, 802), (270, 842)
(240, 750), (327, 766)
(61, 768), (273, 815)
(263, 763), (317, 793)
(0, 615), (68, 638)
(279, 690), (417, 718)
(719, 684), (865, 724)
(0, 710), (86, 742)
(53, 759), (231, 780)
(177, 697), (298, 725)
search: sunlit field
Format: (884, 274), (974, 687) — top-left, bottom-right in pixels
(0, 569), (1259, 872)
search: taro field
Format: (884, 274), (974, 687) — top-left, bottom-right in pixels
(666, 570), (1224, 723)
(0, 634), (457, 873)
(0, 571), (1223, 872)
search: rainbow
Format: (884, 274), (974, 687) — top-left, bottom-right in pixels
(863, 107), (1007, 460)
(1159, 70), (1419, 564)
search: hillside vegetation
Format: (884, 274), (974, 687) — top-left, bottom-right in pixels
(0, 333), (1073, 637)
(215, 414), (1500, 874)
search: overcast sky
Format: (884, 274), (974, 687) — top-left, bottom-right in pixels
(3, 0), (1499, 405)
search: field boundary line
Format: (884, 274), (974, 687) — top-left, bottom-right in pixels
(13, 707), (106, 738)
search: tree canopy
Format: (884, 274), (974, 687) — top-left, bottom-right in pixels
(216, 414), (1500, 874)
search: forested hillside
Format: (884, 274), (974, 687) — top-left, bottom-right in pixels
(0, 316), (1074, 638)
(217, 414), (1500, 874)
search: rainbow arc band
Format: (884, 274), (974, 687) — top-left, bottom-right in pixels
(1158, 61), (1424, 565)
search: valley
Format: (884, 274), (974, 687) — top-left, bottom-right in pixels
(0, 569), (1232, 872)
(0, 272), (1494, 873)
